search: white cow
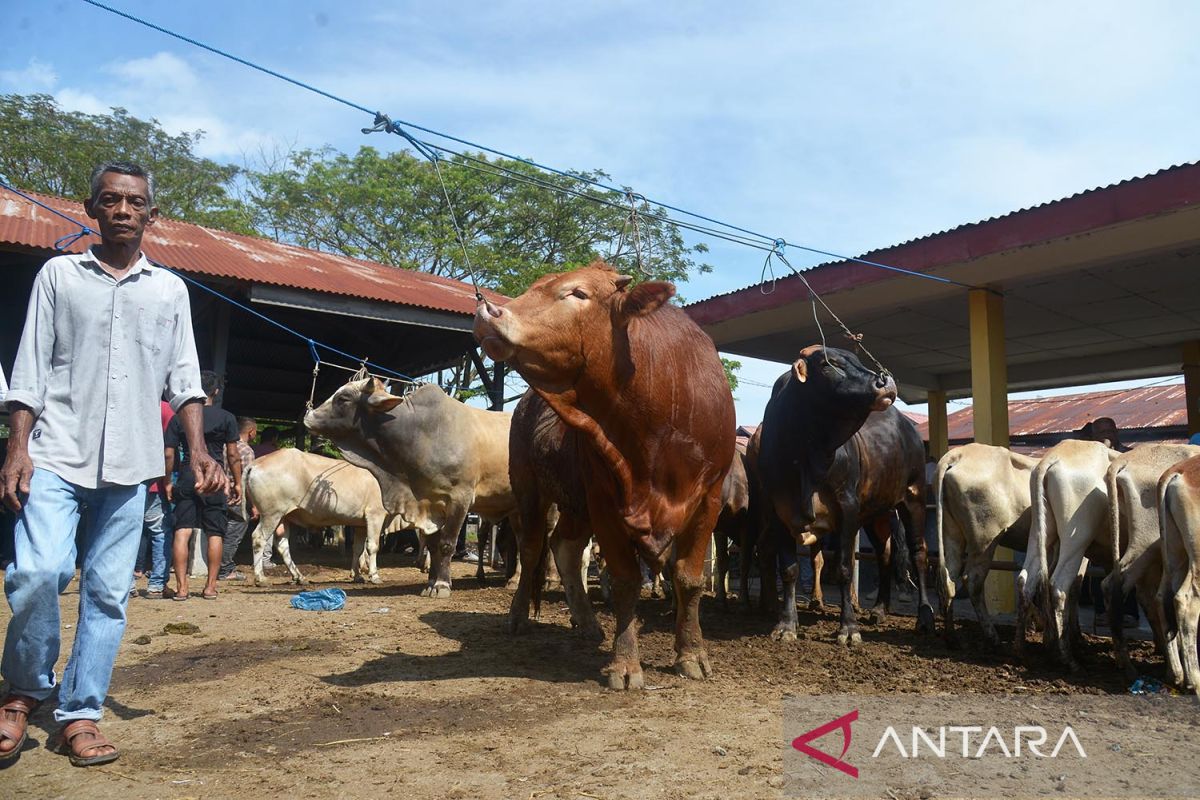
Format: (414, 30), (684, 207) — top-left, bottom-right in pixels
(936, 443), (1040, 648)
(1016, 439), (1117, 668)
(1159, 454), (1200, 694)
(245, 449), (396, 586)
(1102, 443), (1200, 678)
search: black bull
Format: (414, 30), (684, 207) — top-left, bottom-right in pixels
(748, 346), (936, 645)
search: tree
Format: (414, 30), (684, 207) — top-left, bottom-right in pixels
(247, 146), (711, 296)
(721, 357), (742, 395)
(0, 93), (253, 233)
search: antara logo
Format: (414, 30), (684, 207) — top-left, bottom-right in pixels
(792, 710), (859, 778)
(793, 711), (1087, 779)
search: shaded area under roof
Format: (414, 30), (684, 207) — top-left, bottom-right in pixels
(0, 189), (507, 420)
(686, 163), (1200, 404)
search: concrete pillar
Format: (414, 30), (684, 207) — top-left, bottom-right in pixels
(1184, 341), (1200, 437)
(927, 389), (949, 460)
(968, 287), (1014, 613)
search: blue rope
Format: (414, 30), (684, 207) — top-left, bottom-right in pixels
(78, 0), (973, 290)
(0, 181), (416, 383)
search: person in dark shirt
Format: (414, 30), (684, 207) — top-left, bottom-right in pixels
(252, 426), (280, 459)
(163, 371), (241, 600)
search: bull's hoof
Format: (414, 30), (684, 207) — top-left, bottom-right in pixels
(294, 576), (308, 586)
(807, 597), (824, 611)
(351, 574), (365, 584)
(770, 624), (798, 642)
(507, 615), (531, 635)
(368, 574), (382, 585)
(253, 576), (266, 587)
(574, 621), (605, 642)
(505, 577), (520, 591)
(868, 608), (888, 625)
(675, 653), (712, 681)
(836, 626), (862, 647)
(420, 584), (451, 598)
(603, 660), (645, 691)
(916, 604), (937, 635)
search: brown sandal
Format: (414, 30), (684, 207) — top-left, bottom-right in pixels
(58, 719), (119, 767)
(0, 694), (39, 762)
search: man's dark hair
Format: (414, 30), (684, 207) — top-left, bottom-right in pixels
(237, 416), (257, 432)
(260, 427), (280, 443)
(89, 160), (156, 205)
(200, 370), (223, 398)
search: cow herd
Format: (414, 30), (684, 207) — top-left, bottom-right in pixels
(245, 260), (1200, 695)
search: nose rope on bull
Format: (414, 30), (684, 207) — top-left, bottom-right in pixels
(769, 246), (892, 381)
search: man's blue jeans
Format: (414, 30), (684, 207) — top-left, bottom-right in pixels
(2, 468), (146, 722)
(137, 491), (171, 590)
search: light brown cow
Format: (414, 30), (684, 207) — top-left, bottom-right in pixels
(245, 448), (395, 586)
(1103, 444), (1200, 678)
(936, 443), (1039, 648)
(1016, 439), (1116, 668)
(1158, 454), (1200, 694)
(474, 261), (734, 689)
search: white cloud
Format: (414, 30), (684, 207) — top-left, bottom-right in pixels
(0, 57), (57, 91)
(54, 87), (108, 116)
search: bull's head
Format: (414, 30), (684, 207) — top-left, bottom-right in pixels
(304, 377), (406, 439)
(473, 261), (675, 391)
(790, 345), (896, 412)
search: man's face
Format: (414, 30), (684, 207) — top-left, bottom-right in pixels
(84, 171), (158, 245)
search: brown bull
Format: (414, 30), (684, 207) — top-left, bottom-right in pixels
(474, 261), (734, 689)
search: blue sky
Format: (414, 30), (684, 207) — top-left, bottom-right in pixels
(4, 1), (1198, 422)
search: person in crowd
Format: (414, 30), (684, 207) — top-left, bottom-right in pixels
(252, 426), (280, 458)
(218, 416), (258, 581)
(164, 371), (241, 601)
(0, 161), (226, 766)
(133, 400), (176, 596)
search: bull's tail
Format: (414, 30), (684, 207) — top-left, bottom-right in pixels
(530, 527), (551, 618)
(890, 512), (910, 589)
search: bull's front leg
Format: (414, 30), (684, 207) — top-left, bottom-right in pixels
(550, 516), (602, 641)
(771, 525), (801, 641)
(509, 508), (547, 634)
(836, 503), (862, 647)
(422, 511), (465, 598)
(600, 540), (644, 690)
(674, 523), (716, 679)
(900, 492), (936, 634)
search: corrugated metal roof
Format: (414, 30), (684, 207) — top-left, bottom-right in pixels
(0, 188), (505, 316)
(688, 161), (1200, 316)
(918, 384), (1188, 441)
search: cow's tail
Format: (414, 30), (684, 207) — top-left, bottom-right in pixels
(1021, 454), (1058, 605)
(1160, 472), (1180, 639)
(890, 512), (910, 589)
(1106, 463), (1125, 603)
(934, 453), (953, 603)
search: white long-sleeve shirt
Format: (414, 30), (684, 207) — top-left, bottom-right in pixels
(6, 249), (206, 488)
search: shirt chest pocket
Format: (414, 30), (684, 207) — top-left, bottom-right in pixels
(135, 307), (173, 356)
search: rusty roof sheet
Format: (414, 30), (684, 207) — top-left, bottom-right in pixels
(0, 189), (505, 315)
(917, 384), (1188, 441)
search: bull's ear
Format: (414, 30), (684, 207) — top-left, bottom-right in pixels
(366, 389), (404, 414)
(621, 280), (675, 318)
(792, 357), (809, 383)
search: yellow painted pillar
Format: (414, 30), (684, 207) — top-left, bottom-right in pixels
(968, 288), (1014, 612)
(1184, 341), (1200, 437)
(927, 390), (949, 460)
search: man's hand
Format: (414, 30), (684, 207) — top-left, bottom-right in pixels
(164, 480), (174, 503)
(0, 450), (34, 513)
(228, 481), (242, 507)
(190, 453), (230, 497)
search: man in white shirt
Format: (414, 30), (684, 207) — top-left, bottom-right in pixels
(0, 162), (228, 767)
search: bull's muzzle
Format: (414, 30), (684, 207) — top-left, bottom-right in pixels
(871, 373), (898, 411)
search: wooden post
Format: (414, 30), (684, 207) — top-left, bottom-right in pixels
(968, 287), (1014, 613)
(927, 389), (949, 460)
(489, 361), (506, 411)
(1184, 341), (1200, 437)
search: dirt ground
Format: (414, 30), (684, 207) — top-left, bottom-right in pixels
(0, 546), (1173, 800)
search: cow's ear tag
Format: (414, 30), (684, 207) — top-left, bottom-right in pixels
(792, 358), (808, 383)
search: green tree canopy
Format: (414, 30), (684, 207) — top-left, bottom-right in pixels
(0, 93), (253, 233)
(247, 146), (710, 296)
